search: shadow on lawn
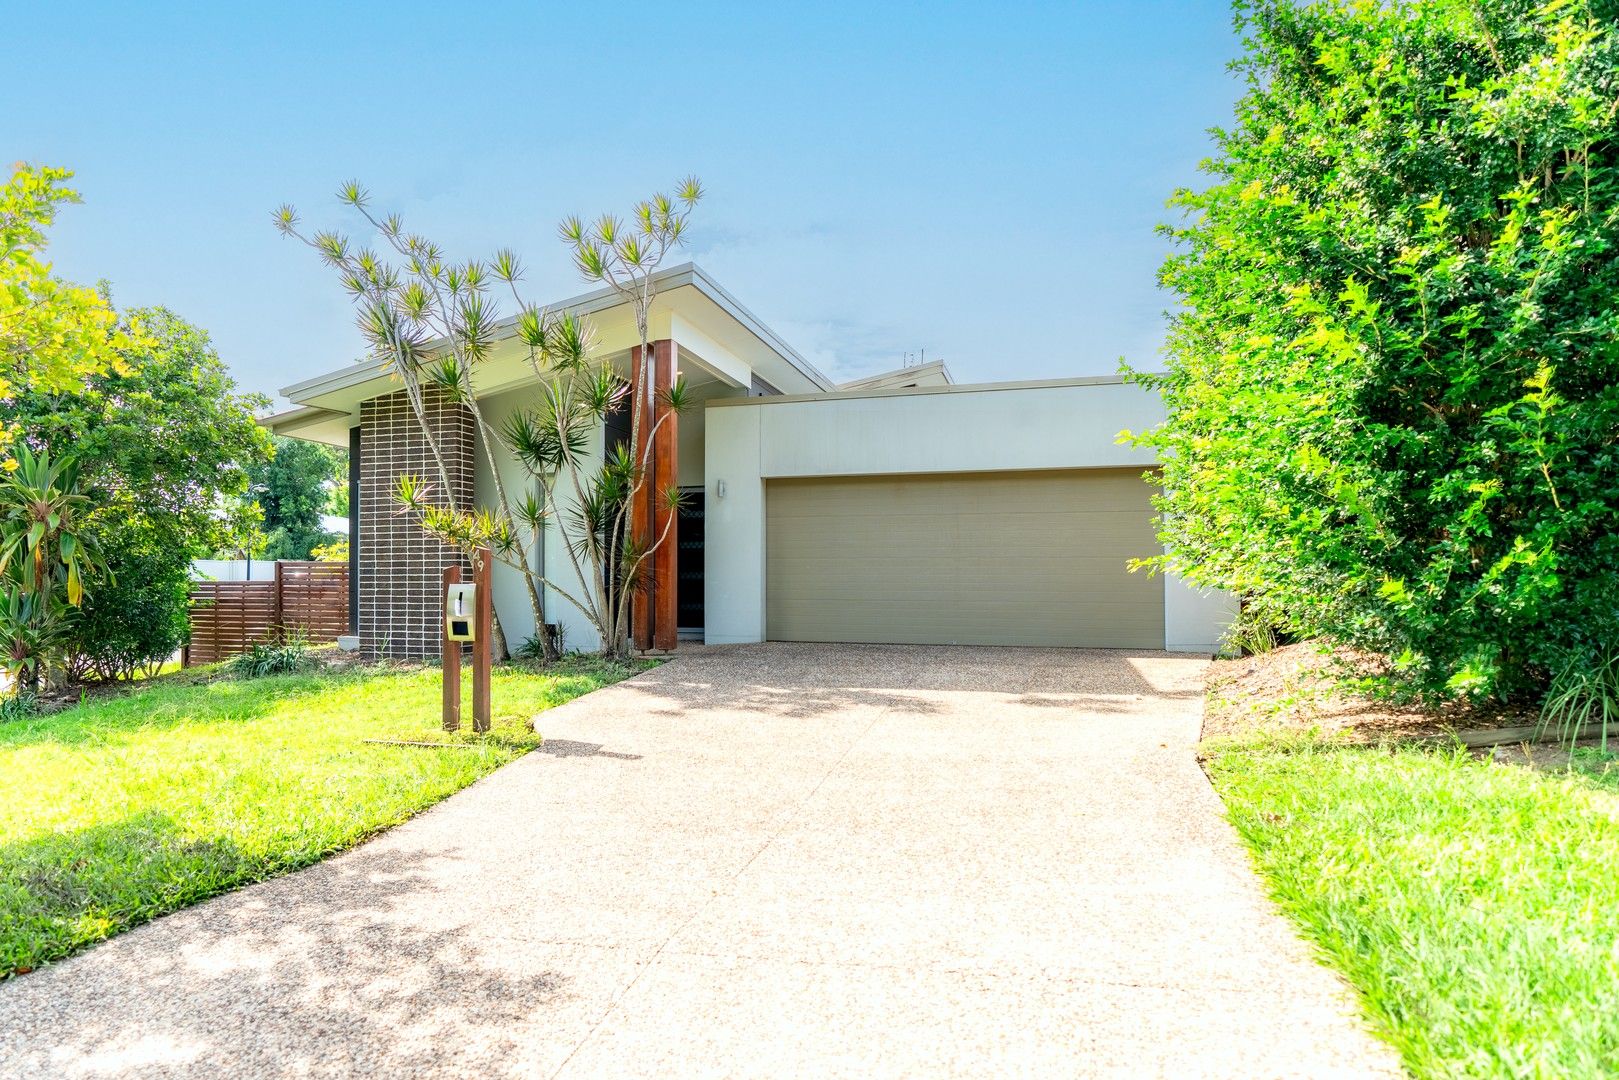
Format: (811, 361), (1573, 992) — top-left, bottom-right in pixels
(2, 812), (263, 978)
(0, 842), (578, 1077)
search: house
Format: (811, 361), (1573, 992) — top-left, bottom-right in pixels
(263, 263), (1236, 658)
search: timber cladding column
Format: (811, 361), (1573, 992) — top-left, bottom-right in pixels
(629, 339), (678, 651)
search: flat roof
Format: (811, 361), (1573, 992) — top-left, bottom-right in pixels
(706, 373), (1137, 408)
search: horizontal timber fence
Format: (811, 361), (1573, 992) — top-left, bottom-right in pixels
(185, 560), (350, 666)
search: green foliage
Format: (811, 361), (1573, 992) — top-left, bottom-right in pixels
(224, 635), (315, 679)
(0, 448), (105, 692)
(246, 437), (344, 561)
(0, 590), (62, 694)
(1220, 603), (1286, 658)
(1131, 0), (1619, 698)
(0, 692), (38, 724)
(0, 165), (140, 426)
(1, 307), (270, 684)
(0, 662), (633, 975)
(1538, 647), (1619, 753)
(12, 306), (272, 556)
(0, 447), (100, 606)
(1206, 738), (1619, 1077)
(64, 527), (191, 682)
(310, 539), (348, 563)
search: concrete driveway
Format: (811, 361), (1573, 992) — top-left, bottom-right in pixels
(0, 644), (1398, 1078)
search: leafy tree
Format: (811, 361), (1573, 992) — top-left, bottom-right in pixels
(246, 437), (344, 561)
(1132, 0), (1619, 699)
(274, 178), (700, 660)
(15, 308), (271, 557)
(5, 307), (273, 679)
(0, 165), (140, 444)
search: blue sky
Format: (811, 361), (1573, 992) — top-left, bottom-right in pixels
(11, 1), (1241, 405)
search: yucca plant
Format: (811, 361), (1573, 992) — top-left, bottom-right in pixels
(0, 446), (102, 605)
(1538, 650), (1619, 754)
(277, 179), (699, 661)
(0, 446), (106, 693)
(0, 589), (65, 694)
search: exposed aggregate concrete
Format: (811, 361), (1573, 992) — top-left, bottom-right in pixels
(0, 643), (1400, 1078)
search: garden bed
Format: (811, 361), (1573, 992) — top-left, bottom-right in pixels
(1202, 642), (1534, 743)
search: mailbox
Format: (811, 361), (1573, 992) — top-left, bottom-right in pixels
(446, 582), (476, 641)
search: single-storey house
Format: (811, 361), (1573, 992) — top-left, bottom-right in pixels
(264, 263), (1236, 658)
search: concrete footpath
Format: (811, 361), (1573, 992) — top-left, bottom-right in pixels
(0, 643), (1400, 1078)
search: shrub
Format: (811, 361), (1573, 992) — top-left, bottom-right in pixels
(64, 531), (190, 682)
(1132, 0), (1619, 699)
(225, 636), (315, 679)
(0, 692), (39, 723)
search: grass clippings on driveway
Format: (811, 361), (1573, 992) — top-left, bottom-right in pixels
(0, 658), (643, 978)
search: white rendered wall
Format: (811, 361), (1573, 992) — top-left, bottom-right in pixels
(1165, 574), (1240, 653)
(474, 384), (604, 655)
(703, 378), (1235, 653)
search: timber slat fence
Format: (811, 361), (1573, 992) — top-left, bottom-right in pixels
(185, 561), (350, 666)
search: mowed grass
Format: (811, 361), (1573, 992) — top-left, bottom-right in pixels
(1203, 737), (1619, 1079)
(0, 659), (643, 977)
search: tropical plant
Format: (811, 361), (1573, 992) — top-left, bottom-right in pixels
(0, 447), (106, 691)
(0, 447), (101, 606)
(275, 178), (701, 661)
(1130, 0), (1619, 700)
(0, 590), (64, 695)
(224, 634), (315, 679)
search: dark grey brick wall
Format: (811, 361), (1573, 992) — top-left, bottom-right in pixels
(357, 386), (473, 660)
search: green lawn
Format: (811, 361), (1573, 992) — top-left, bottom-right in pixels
(1204, 736), (1619, 1079)
(0, 659), (641, 977)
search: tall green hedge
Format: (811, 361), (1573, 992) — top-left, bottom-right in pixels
(1133, 0), (1619, 698)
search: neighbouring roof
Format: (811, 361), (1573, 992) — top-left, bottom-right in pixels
(837, 359), (954, 392)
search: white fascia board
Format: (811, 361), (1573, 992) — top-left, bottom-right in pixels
(668, 312), (750, 388)
(280, 262), (832, 404)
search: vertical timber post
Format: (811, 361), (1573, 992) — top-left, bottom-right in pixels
(272, 559), (285, 643)
(472, 546), (492, 733)
(628, 339), (679, 652)
(442, 564), (462, 732)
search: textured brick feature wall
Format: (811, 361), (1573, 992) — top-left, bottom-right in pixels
(358, 387), (473, 659)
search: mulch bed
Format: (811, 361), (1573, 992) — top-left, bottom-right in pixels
(1202, 642), (1535, 744)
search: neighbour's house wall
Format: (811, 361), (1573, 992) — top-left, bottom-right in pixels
(357, 387), (474, 660)
(703, 378), (1235, 653)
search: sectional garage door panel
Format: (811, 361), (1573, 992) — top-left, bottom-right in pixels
(765, 469), (1163, 648)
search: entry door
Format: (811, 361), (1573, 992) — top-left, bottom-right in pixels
(764, 469), (1163, 648)
(677, 489), (705, 632)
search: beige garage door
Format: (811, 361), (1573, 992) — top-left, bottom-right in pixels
(766, 468), (1164, 648)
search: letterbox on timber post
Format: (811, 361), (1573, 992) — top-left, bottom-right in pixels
(446, 582), (476, 642)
